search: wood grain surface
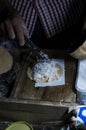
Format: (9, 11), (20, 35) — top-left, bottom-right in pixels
(11, 50), (77, 105)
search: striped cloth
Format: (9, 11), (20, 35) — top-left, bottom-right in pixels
(9, 0), (85, 38)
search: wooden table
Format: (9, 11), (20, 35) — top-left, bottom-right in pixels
(0, 50), (78, 123)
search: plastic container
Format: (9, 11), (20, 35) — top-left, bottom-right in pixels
(75, 59), (86, 105)
(76, 90), (86, 105)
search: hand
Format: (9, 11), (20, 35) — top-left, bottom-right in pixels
(0, 15), (29, 46)
(0, 0), (29, 46)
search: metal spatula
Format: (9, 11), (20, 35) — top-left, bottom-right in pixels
(25, 37), (49, 60)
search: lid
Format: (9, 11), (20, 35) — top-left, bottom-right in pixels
(5, 121), (33, 130)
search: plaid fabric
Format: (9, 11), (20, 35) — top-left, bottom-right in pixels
(9, 0), (85, 38)
(9, 0), (37, 37)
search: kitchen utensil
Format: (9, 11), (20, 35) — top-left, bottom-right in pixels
(25, 37), (49, 60)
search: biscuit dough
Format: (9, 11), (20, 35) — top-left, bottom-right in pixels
(27, 60), (63, 83)
(0, 47), (13, 74)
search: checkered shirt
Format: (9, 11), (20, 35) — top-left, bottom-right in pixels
(9, 0), (85, 38)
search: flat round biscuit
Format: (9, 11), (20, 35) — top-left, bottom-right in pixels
(0, 47), (13, 74)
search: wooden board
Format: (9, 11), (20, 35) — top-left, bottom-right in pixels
(11, 50), (77, 105)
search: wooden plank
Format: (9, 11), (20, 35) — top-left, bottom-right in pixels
(0, 98), (68, 123)
(11, 50), (77, 105)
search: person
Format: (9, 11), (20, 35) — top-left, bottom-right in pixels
(0, 0), (86, 59)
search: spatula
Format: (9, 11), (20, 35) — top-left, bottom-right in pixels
(25, 37), (49, 60)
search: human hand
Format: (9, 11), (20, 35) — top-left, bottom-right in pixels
(0, 0), (29, 46)
(0, 15), (29, 46)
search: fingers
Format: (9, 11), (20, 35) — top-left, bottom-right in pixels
(14, 24), (30, 46)
(0, 16), (29, 46)
(14, 23), (25, 46)
(0, 23), (5, 35)
(14, 24), (29, 46)
(12, 17), (29, 46)
(5, 19), (15, 39)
